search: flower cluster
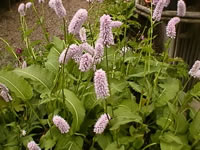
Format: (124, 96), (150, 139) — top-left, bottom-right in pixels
(189, 60), (200, 79)
(94, 42), (104, 64)
(18, 2), (32, 16)
(166, 17), (180, 38)
(152, 0), (166, 21)
(59, 44), (81, 64)
(94, 113), (111, 134)
(177, 0), (186, 17)
(94, 69), (110, 99)
(53, 115), (70, 134)
(79, 53), (94, 72)
(99, 15), (114, 46)
(0, 83), (12, 102)
(27, 141), (41, 150)
(68, 9), (88, 35)
(79, 27), (87, 42)
(49, 0), (66, 18)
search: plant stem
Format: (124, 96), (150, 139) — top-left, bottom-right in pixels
(63, 18), (67, 44)
(32, 4), (50, 43)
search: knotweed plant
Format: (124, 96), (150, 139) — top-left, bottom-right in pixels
(0, 0), (199, 150)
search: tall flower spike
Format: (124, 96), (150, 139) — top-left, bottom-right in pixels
(99, 14), (114, 46)
(79, 27), (87, 42)
(110, 21), (123, 28)
(94, 42), (104, 64)
(164, 0), (171, 7)
(94, 69), (110, 99)
(18, 3), (26, 16)
(166, 17), (180, 38)
(39, 0), (45, 3)
(53, 115), (70, 134)
(26, 2), (32, 9)
(94, 113), (111, 134)
(80, 43), (95, 55)
(79, 53), (93, 72)
(152, 0), (165, 21)
(49, 0), (66, 18)
(177, 0), (186, 17)
(59, 44), (80, 64)
(68, 9), (88, 35)
(0, 83), (12, 102)
(189, 60), (200, 79)
(152, 0), (159, 5)
(27, 141), (41, 150)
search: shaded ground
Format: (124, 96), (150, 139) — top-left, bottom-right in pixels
(0, 0), (88, 67)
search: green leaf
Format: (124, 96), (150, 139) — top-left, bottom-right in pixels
(14, 65), (55, 93)
(190, 82), (200, 97)
(45, 47), (60, 72)
(110, 104), (142, 130)
(63, 89), (85, 133)
(96, 134), (112, 149)
(128, 81), (143, 93)
(105, 142), (125, 150)
(160, 132), (191, 150)
(0, 71), (33, 100)
(52, 36), (65, 52)
(189, 111), (200, 140)
(156, 78), (180, 106)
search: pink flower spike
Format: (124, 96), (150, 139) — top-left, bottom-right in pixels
(111, 21), (123, 28)
(94, 113), (111, 134)
(177, 0), (186, 17)
(152, 0), (159, 5)
(94, 42), (104, 64)
(152, 0), (165, 21)
(26, 2), (32, 9)
(49, 0), (66, 18)
(80, 43), (95, 55)
(94, 69), (110, 99)
(68, 9), (88, 35)
(39, 0), (45, 3)
(0, 83), (12, 102)
(53, 115), (70, 134)
(79, 53), (93, 72)
(79, 27), (87, 42)
(189, 60), (200, 79)
(99, 14), (114, 46)
(18, 3), (26, 16)
(166, 17), (180, 38)
(27, 141), (41, 150)
(59, 44), (80, 64)
(164, 0), (170, 7)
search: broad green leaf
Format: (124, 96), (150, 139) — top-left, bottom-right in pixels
(0, 71), (33, 100)
(160, 132), (191, 150)
(105, 142), (125, 150)
(64, 89), (85, 133)
(190, 82), (200, 97)
(45, 47), (60, 72)
(52, 36), (65, 52)
(14, 65), (55, 93)
(55, 135), (83, 150)
(96, 134), (112, 149)
(110, 106), (142, 130)
(156, 78), (180, 106)
(128, 81), (143, 93)
(174, 113), (188, 134)
(189, 111), (200, 139)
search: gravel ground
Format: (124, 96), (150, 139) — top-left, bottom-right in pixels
(0, 0), (88, 67)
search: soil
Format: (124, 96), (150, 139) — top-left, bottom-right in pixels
(0, 0), (88, 68)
